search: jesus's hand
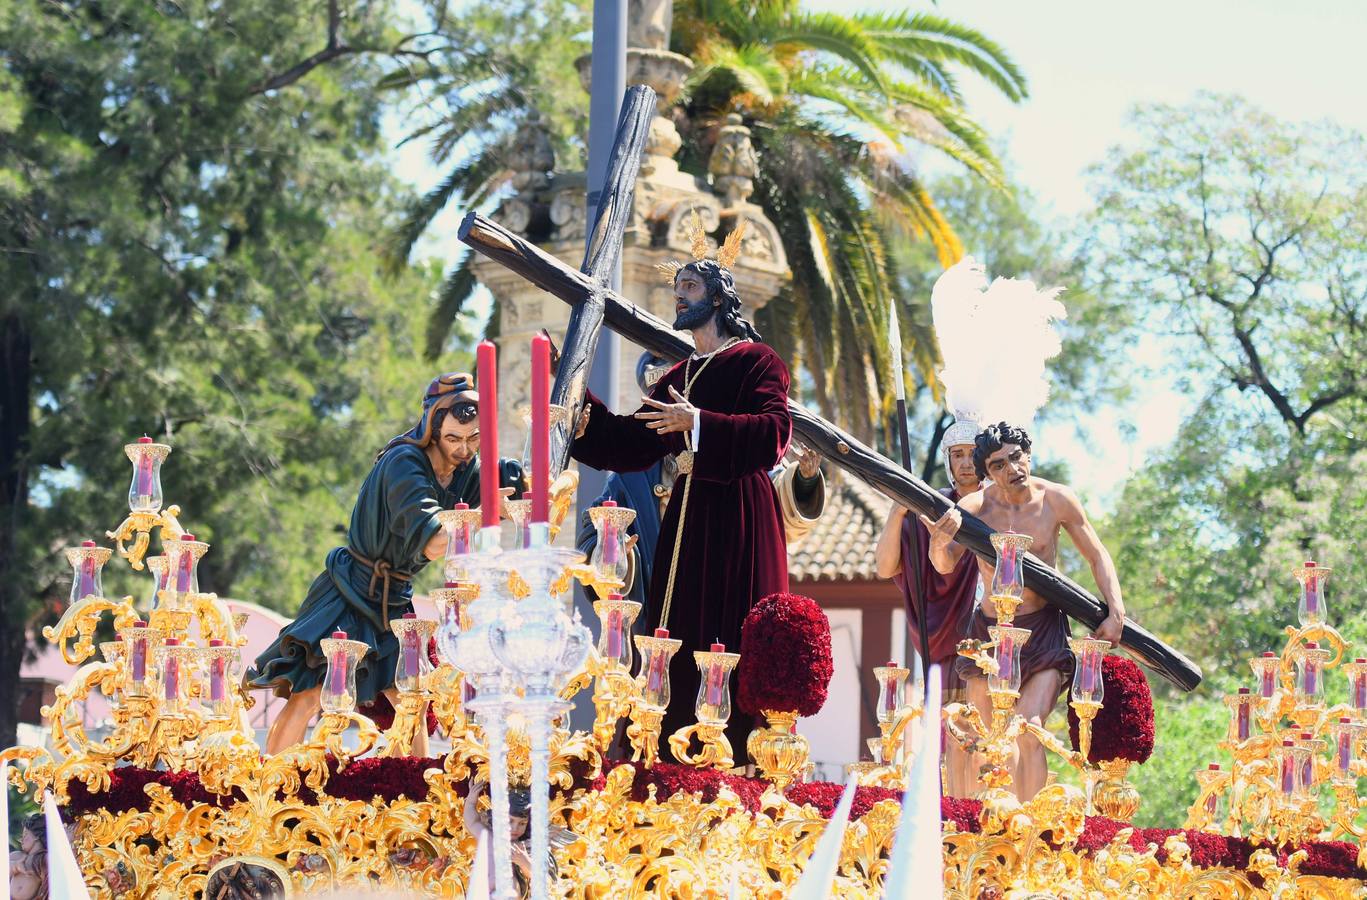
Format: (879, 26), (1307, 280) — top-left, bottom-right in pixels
(634, 387), (697, 435)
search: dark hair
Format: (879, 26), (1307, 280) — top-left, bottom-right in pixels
(432, 402), (479, 437)
(678, 259), (762, 342)
(973, 422), (1033, 479)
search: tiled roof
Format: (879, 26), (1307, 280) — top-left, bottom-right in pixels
(788, 477), (894, 583)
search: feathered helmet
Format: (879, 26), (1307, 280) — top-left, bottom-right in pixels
(376, 372), (480, 460)
(930, 257), (1067, 485)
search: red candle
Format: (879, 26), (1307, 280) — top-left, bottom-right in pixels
(1354, 660), (1367, 709)
(705, 641), (728, 706)
(646, 628), (670, 695)
(1279, 740), (1296, 794)
(1236, 687), (1251, 741)
(530, 333), (551, 523)
(1259, 652), (1277, 697)
(476, 341), (500, 528)
(329, 630), (349, 695)
(602, 500), (619, 565)
(134, 436), (155, 498)
(130, 622), (148, 682)
(1338, 717), (1354, 774)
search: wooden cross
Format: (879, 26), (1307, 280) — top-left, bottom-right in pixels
(455, 90), (1202, 694)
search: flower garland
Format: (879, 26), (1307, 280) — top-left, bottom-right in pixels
(1067, 654), (1155, 764)
(736, 593), (833, 717)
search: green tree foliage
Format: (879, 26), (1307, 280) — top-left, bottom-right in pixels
(1087, 95), (1367, 676)
(0, 0), (456, 747)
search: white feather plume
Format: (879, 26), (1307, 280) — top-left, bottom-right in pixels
(931, 257), (1067, 428)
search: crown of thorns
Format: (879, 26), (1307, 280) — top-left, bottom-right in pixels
(656, 209), (747, 282)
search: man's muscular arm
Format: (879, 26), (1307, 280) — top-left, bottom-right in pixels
(1055, 485), (1126, 644)
(874, 507), (907, 579)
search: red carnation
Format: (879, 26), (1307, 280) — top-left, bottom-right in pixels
(1067, 655), (1155, 764)
(737, 593), (833, 717)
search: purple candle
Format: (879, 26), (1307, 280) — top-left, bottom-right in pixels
(208, 638), (226, 701)
(1300, 732), (1315, 790)
(78, 540), (98, 599)
(401, 612), (420, 679)
(1237, 688), (1251, 741)
(602, 501), (619, 565)
(1205, 764), (1220, 816)
(1337, 718), (1354, 775)
(175, 533), (196, 592)
(130, 622), (148, 682)
(1354, 661), (1367, 710)
(163, 637), (181, 700)
(1259, 652), (1278, 698)
(1303, 561), (1320, 614)
(705, 643), (728, 706)
(1280, 740), (1296, 794)
(605, 599), (623, 660)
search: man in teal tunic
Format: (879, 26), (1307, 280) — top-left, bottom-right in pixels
(248, 372), (522, 754)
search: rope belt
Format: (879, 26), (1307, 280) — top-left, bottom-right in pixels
(345, 547), (413, 630)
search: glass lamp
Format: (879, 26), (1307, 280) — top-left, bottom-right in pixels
(66, 541), (110, 605)
(589, 501), (636, 589)
(873, 662), (909, 726)
(392, 612), (437, 693)
(1293, 561), (1330, 628)
(320, 630), (368, 714)
(594, 593), (642, 672)
(198, 639), (240, 720)
(694, 643), (740, 724)
(125, 436), (170, 514)
(120, 620), (158, 698)
(635, 628), (682, 709)
(1069, 637), (1108, 706)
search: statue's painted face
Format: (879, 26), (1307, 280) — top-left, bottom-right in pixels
(672, 268), (714, 331)
(983, 443), (1031, 490)
(436, 413), (480, 469)
(946, 444), (980, 492)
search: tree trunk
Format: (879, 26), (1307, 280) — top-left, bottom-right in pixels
(0, 312), (33, 749)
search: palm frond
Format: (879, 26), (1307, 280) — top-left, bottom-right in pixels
(688, 42), (788, 107)
(775, 12), (888, 97)
(382, 150), (505, 275)
(854, 10), (1028, 103)
(425, 255), (478, 360)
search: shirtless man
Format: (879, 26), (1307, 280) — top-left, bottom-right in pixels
(921, 422), (1126, 800)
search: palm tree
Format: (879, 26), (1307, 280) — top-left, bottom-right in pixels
(388, 0), (1026, 440)
(671, 0), (1026, 440)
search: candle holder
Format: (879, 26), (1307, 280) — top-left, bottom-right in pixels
(872, 662), (918, 769)
(588, 502), (636, 592)
(1293, 641), (1330, 719)
(144, 556), (169, 612)
(161, 533), (208, 607)
(504, 497), (534, 549)
(320, 630), (367, 715)
(590, 595), (642, 752)
(156, 637), (195, 719)
(1293, 561), (1330, 628)
(988, 531), (1033, 624)
(1345, 657), (1367, 718)
(197, 639), (240, 721)
(436, 505), (481, 583)
(125, 437), (170, 514)
(1186, 763), (1229, 832)
(1331, 716), (1362, 785)
(382, 613), (438, 757)
(1223, 688), (1255, 746)
(669, 647), (740, 769)
(121, 621), (159, 699)
(629, 631), (681, 768)
(67, 541), (110, 605)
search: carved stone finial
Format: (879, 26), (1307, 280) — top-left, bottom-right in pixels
(709, 113), (759, 208)
(507, 111), (556, 196)
(628, 0), (674, 51)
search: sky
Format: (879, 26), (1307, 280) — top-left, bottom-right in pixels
(386, 0), (1367, 506)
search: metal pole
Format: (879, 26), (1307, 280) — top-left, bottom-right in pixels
(571, 0), (627, 731)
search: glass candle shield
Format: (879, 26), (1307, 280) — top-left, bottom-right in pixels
(1293, 561), (1331, 628)
(145, 556), (170, 611)
(320, 631), (367, 714)
(594, 595), (642, 671)
(162, 534), (208, 602)
(432, 582), (477, 667)
(1068, 638), (1108, 706)
(1251, 652), (1280, 700)
(988, 532), (1032, 602)
(120, 621), (158, 698)
(1226, 688), (1254, 743)
(589, 502), (635, 588)
(1296, 642), (1330, 704)
(694, 648), (740, 724)
(1278, 740), (1298, 798)
(988, 625), (1030, 695)
(157, 638), (193, 718)
(873, 663), (910, 725)
(198, 640), (240, 720)
(125, 437), (170, 514)
(1346, 658), (1367, 714)
(1333, 718), (1361, 783)
(66, 541), (110, 605)
(392, 614), (437, 693)
(634, 631), (682, 708)
(437, 506), (480, 583)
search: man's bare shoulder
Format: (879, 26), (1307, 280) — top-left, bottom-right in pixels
(957, 489), (987, 515)
(1036, 478), (1086, 517)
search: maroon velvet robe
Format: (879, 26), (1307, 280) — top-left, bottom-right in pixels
(572, 341), (791, 757)
(893, 487), (979, 689)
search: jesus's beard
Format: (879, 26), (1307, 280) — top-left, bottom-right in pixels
(673, 297), (714, 331)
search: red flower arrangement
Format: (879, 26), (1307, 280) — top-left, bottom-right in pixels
(737, 593), (833, 717)
(784, 783), (902, 821)
(1067, 655), (1155, 764)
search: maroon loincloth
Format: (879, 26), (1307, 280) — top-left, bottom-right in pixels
(954, 603), (1074, 693)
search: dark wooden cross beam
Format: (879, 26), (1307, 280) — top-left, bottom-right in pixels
(545, 85), (656, 473)
(457, 140), (1202, 696)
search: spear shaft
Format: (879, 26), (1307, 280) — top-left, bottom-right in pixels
(889, 305), (931, 684)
